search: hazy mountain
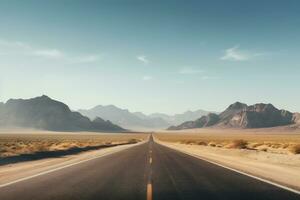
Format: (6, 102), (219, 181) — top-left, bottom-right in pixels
(78, 105), (170, 129)
(132, 112), (149, 120)
(0, 95), (123, 132)
(78, 105), (214, 129)
(149, 109), (213, 125)
(148, 113), (171, 121)
(168, 102), (299, 130)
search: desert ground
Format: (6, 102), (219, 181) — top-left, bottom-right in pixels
(155, 128), (300, 190)
(0, 129), (148, 158)
(157, 128), (300, 154)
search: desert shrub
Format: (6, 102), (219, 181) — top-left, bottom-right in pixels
(261, 148), (268, 152)
(35, 144), (50, 152)
(271, 143), (281, 149)
(208, 142), (216, 147)
(229, 140), (248, 149)
(282, 144), (289, 149)
(128, 139), (140, 144)
(250, 143), (264, 148)
(0, 146), (7, 153)
(289, 144), (300, 154)
(184, 140), (194, 145)
(196, 141), (207, 146)
(265, 143), (272, 147)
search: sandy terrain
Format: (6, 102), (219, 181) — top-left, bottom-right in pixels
(155, 129), (300, 190)
(0, 130), (147, 157)
(157, 128), (300, 154)
(161, 126), (300, 134)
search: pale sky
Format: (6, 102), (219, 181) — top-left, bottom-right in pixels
(0, 0), (299, 114)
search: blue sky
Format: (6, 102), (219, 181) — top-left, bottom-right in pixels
(0, 0), (299, 114)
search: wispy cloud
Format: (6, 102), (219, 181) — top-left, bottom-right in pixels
(32, 49), (64, 59)
(68, 55), (100, 64)
(137, 55), (149, 64)
(201, 76), (219, 80)
(220, 45), (268, 61)
(0, 39), (100, 63)
(142, 75), (152, 81)
(177, 66), (218, 81)
(178, 67), (204, 75)
(0, 39), (31, 49)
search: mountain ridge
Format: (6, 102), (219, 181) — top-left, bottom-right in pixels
(0, 95), (124, 132)
(78, 105), (214, 129)
(168, 102), (299, 130)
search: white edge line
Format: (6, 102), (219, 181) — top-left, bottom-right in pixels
(157, 141), (300, 195)
(0, 141), (146, 188)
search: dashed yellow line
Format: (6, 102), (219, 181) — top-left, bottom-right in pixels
(147, 141), (153, 200)
(147, 183), (152, 200)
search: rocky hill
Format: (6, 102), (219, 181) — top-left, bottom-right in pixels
(168, 113), (219, 130)
(0, 95), (124, 132)
(168, 102), (299, 130)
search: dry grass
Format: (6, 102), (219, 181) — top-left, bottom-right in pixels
(155, 129), (300, 154)
(289, 144), (300, 154)
(227, 140), (248, 149)
(0, 132), (147, 157)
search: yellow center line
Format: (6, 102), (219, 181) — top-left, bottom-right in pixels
(147, 183), (152, 200)
(147, 141), (153, 200)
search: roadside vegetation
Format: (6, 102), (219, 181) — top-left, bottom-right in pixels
(155, 131), (300, 154)
(0, 133), (147, 158)
(289, 144), (300, 154)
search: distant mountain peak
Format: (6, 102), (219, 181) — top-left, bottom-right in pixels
(40, 94), (50, 99)
(228, 102), (248, 110)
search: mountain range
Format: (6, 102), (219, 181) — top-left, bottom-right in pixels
(79, 105), (168, 130)
(2, 96), (297, 132)
(78, 106), (212, 130)
(149, 109), (212, 125)
(168, 102), (300, 130)
(0, 95), (123, 132)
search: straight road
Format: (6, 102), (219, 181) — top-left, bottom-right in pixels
(0, 136), (299, 200)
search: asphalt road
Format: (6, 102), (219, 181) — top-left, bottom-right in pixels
(0, 136), (299, 200)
